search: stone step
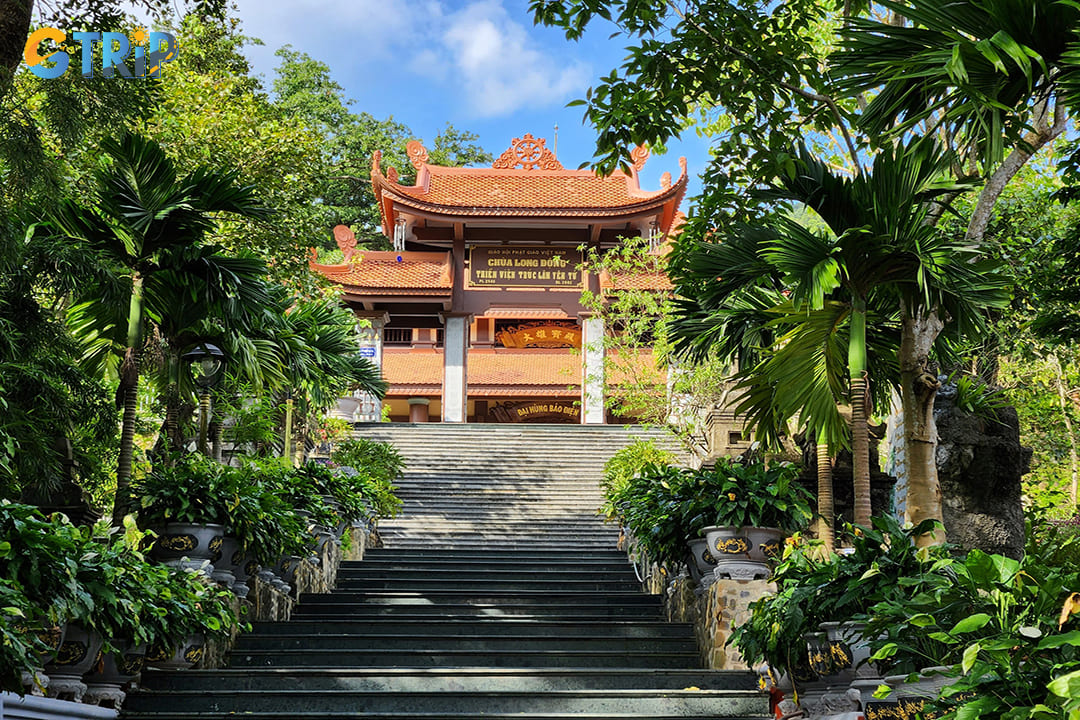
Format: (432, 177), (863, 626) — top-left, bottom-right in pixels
(123, 689), (764, 716)
(298, 591), (661, 606)
(227, 648), (705, 669)
(246, 620), (692, 638)
(332, 579), (642, 592)
(356, 549), (629, 561)
(291, 605), (664, 620)
(232, 634), (699, 654)
(138, 667), (758, 693)
(336, 569), (638, 582)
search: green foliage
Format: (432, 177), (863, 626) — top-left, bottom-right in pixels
(330, 439), (405, 518)
(702, 458), (813, 532)
(949, 373), (1009, 423)
(731, 515), (948, 677)
(579, 234), (734, 432)
(228, 458), (312, 563)
(0, 502), (240, 694)
(866, 518), (1080, 719)
(600, 440), (677, 521)
(611, 457), (811, 566)
(125, 453), (235, 526)
(270, 46), (492, 247)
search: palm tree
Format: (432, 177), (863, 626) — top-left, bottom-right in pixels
(50, 133), (270, 521)
(672, 140), (1008, 530)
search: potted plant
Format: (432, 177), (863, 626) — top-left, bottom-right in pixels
(731, 515), (947, 712)
(125, 453), (234, 573)
(865, 517), (1080, 720)
(698, 457), (813, 579)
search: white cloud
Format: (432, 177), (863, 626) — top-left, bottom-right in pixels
(437, 1), (590, 117)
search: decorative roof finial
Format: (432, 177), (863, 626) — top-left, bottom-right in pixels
(333, 225), (358, 263)
(406, 140), (429, 170)
(492, 133), (564, 170)
(630, 144), (649, 172)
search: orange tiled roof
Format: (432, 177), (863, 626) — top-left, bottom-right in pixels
(601, 271), (674, 292)
(310, 250), (451, 295)
(381, 347), (662, 397)
(371, 135), (688, 234)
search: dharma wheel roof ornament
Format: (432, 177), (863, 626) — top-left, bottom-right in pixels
(492, 133), (563, 171)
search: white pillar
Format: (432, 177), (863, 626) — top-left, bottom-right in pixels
(441, 313), (469, 423)
(581, 314), (605, 424)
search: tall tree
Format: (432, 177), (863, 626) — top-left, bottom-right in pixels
(272, 47), (493, 245)
(532, 0), (1074, 535)
(50, 132), (269, 521)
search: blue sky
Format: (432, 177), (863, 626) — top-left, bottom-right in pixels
(222, 0), (710, 203)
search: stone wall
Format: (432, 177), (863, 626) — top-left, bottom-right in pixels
(935, 387), (1029, 559)
(635, 551), (772, 673)
(663, 573), (774, 670)
(199, 535), (345, 669)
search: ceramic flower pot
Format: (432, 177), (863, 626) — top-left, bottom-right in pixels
(686, 537), (718, 584)
(145, 633), (205, 671)
(83, 642), (146, 708)
(864, 665), (955, 718)
(210, 535), (241, 590)
(701, 525), (784, 580)
(150, 522), (226, 576)
(20, 622), (66, 695)
(43, 623), (104, 701)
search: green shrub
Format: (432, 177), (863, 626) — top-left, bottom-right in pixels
(601, 440), (676, 522)
(0, 503), (242, 694)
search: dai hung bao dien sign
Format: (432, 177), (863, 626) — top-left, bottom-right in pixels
(470, 247), (582, 288)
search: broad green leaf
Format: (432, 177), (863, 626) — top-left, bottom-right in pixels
(961, 642), (981, 674)
(950, 613), (991, 634)
(1039, 630), (1080, 650)
(1049, 669), (1080, 699)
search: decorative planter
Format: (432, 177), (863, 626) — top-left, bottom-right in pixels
(145, 633), (205, 671)
(231, 553), (259, 599)
(818, 621), (878, 681)
(21, 623), (66, 695)
(865, 666), (955, 718)
(685, 537), (718, 585)
(210, 535), (241, 590)
(83, 642), (146, 708)
(701, 525), (784, 580)
(43, 624), (104, 702)
(150, 522), (226, 576)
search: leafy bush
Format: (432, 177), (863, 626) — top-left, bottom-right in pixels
(730, 516), (947, 678)
(600, 440), (676, 522)
(0, 503), (242, 694)
(701, 457), (812, 532)
(125, 452), (235, 526)
(867, 518), (1080, 719)
(612, 457), (810, 567)
(330, 438), (404, 518)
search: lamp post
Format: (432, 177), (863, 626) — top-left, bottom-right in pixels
(181, 342), (226, 456)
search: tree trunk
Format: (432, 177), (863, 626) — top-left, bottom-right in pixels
(899, 301), (945, 545)
(816, 442), (834, 550)
(0, 0), (33, 102)
(112, 274), (144, 525)
(113, 352), (140, 525)
(849, 299), (871, 527)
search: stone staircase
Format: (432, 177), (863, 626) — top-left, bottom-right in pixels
(122, 424), (769, 719)
(356, 423), (687, 549)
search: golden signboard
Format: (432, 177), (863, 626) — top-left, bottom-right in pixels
(470, 246), (582, 288)
(496, 322), (581, 348)
(489, 401), (580, 423)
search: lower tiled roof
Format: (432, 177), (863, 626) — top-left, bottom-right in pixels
(381, 347), (662, 396)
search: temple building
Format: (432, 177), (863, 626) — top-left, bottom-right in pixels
(310, 133), (686, 423)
